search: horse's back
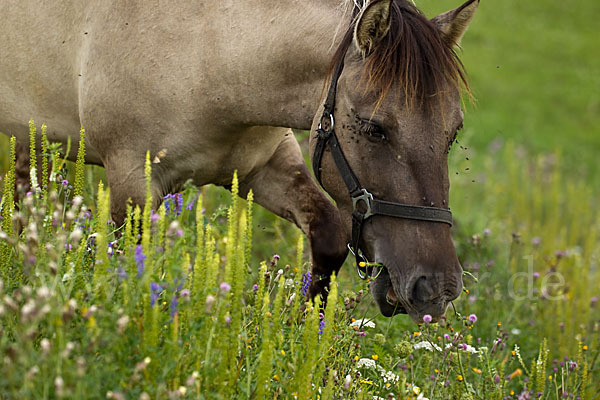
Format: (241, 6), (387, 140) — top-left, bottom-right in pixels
(0, 1), (87, 147)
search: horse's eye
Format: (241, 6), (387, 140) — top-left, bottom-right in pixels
(360, 120), (386, 142)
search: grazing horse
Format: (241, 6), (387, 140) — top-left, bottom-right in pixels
(0, 0), (479, 322)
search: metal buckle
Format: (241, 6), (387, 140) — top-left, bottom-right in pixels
(318, 112), (335, 133)
(352, 189), (374, 219)
(348, 243), (371, 280)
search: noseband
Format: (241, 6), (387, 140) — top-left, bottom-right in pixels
(312, 54), (453, 280)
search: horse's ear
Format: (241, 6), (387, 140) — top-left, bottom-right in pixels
(431, 0), (479, 47)
(354, 0), (392, 56)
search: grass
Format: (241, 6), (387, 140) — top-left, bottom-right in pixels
(0, 121), (598, 399)
(1, 0), (599, 397)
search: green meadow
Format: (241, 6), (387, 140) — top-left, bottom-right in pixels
(0, 0), (598, 398)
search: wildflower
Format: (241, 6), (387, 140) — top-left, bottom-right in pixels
(487, 260), (496, 267)
(508, 368), (522, 379)
(583, 345), (588, 351)
(150, 210), (159, 223)
(318, 314), (325, 335)
(423, 314), (433, 324)
(413, 331), (421, 337)
(494, 375), (500, 384)
(252, 284), (258, 292)
(359, 379), (373, 385)
(412, 386), (421, 395)
(179, 289), (190, 300)
(343, 375), (352, 390)
(301, 272), (312, 296)
(356, 358), (376, 369)
(457, 375), (463, 381)
(150, 282), (162, 307)
(532, 237), (541, 246)
(350, 319), (375, 329)
(371, 354), (378, 361)
(533, 272), (540, 279)
(394, 341), (412, 358)
(472, 368), (482, 374)
(373, 333), (386, 345)
(224, 314), (232, 324)
(170, 296), (178, 317)
(468, 314), (477, 323)
(414, 341), (442, 352)
(568, 361), (577, 371)
(273, 375), (280, 382)
(591, 297), (598, 308)
(135, 245), (146, 278)
(483, 228), (490, 236)
(62, 179), (68, 186)
(205, 295), (215, 313)
(219, 282), (231, 292)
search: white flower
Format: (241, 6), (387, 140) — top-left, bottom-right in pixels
(350, 319), (375, 328)
(417, 394), (430, 400)
(357, 358), (377, 369)
(462, 344), (479, 354)
(413, 341), (442, 352)
(511, 328), (521, 335)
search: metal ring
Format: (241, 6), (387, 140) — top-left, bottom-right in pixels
(318, 112), (335, 133)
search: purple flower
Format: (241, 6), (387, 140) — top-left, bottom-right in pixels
(252, 284), (258, 292)
(423, 314), (432, 324)
(163, 193), (184, 216)
(150, 282), (162, 307)
(225, 314), (232, 324)
(180, 289), (190, 298)
(170, 296), (179, 317)
(556, 250), (566, 259)
(468, 314), (477, 323)
(532, 237), (542, 246)
(135, 245), (146, 278)
(590, 296), (598, 307)
(568, 361), (577, 371)
(301, 272), (312, 296)
(533, 272), (540, 279)
(62, 179), (68, 186)
(483, 228), (491, 236)
(150, 210), (159, 223)
(219, 282), (231, 292)
(118, 268), (128, 280)
(487, 260), (496, 267)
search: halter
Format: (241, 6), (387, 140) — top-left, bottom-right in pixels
(312, 52), (453, 280)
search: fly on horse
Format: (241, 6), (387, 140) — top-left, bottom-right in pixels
(0, 0), (479, 322)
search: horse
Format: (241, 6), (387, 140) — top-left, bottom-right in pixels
(0, 0), (479, 322)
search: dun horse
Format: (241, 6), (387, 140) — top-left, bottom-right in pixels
(0, 0), (479, 322)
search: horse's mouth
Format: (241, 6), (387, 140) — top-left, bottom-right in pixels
(384, 286), (407, 313)
(370, 267), (407, 316)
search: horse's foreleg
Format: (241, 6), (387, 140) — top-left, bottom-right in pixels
(239, 131), (348, 302)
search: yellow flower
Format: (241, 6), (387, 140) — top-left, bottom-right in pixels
(509, 369), (523, 379)
(354, 356), (359, 361)
(472, 368), (482, 374)
(273, 375), (280, 382)
(413, 332), (421, 337)
(497, 322), (502, 327)
(280, 350), (286, 356)
(359, 379), (374, 385)
(548, 375), (553, 380)
(583, 345), (588, 351)
(412, 386), (421, 395)
(457, 375), (463, 382)
(434, 369), (439, 374)
(464, 289), (470, 294)
(510, 390), (515, 396)
(511, 350), (516, 356)
(371, 354), (379, 361)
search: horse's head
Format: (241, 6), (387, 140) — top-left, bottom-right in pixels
(310, 0), (479, 322)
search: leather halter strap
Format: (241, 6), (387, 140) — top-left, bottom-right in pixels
(312, 53), (453, 279)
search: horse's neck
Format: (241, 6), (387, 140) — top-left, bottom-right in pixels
(223, 2), (347, 130)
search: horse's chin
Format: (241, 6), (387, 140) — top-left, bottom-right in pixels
(369, 267), (407, 317)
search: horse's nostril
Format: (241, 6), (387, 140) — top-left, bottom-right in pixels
(411, 276), (435, 304)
